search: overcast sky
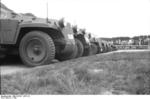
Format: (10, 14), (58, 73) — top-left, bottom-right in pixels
(1, 0), (150, 38)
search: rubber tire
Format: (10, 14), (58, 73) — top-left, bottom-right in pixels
(0, 47), (6, 64)
(101, 46), (105, 53)
(0, 54), (5, 65)
(19, 31), (55, 66)
(56, 44), (78, 61)
(90, 43), (98, 55)
(75, 39), (84, 58)
(99, 47), (103, 53)
(103, 46), (107, 53)
(68, 43), (78, 59)
(82, 46), (91, 56)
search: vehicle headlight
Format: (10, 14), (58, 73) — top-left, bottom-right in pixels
(68, 34), (74, 40)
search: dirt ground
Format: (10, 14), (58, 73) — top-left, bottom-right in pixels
(0, 50), (149, 75)
(1, 50), (150, 95)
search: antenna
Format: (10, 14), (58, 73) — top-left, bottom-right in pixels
(46, 1), (49, 23)
(0, 0), (1, 18)
(0, 0), (1, 23)
(0, 0), (1, 43)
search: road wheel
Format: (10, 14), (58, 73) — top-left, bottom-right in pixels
(75, 39), (84, 58)
(19, 31), (55, 66)
(90, 43), (98, 55)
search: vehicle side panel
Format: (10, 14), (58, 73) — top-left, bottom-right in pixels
(0, 19), (19, 44)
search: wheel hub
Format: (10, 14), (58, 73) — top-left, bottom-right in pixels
(33, 45), (41, 55)
(26, 38), (46, 63)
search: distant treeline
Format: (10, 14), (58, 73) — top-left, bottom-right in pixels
(101, 35), (150, 45)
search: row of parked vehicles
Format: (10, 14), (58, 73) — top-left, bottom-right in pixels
(0, 13), (117, 67)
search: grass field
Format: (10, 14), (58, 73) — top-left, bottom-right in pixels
(1, 50), (150, 95)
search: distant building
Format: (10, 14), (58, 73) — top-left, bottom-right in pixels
(121, 40), (128, 45)
(128, 39), (134, 45)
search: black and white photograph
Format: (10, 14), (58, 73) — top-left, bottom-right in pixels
(0, 0), (150, 98)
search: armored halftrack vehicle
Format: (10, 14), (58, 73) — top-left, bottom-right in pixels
(94, 38), (105, 54)
(101, 41), (109, 53)
(110, 44), (117, 51)
(72, 26), (91, 57)
(0, 13), (77, 66)
(88, 34), (99, 55)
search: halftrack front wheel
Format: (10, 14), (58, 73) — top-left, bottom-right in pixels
(75, 38), (84, 58)
(19, 31), (55, 66)
(56, 43), (78, 61)
(0, 48), (6, 65)
(90, 43), (98, 55)
(0, 54), (5, 65)
(82, 46), (91, 56)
